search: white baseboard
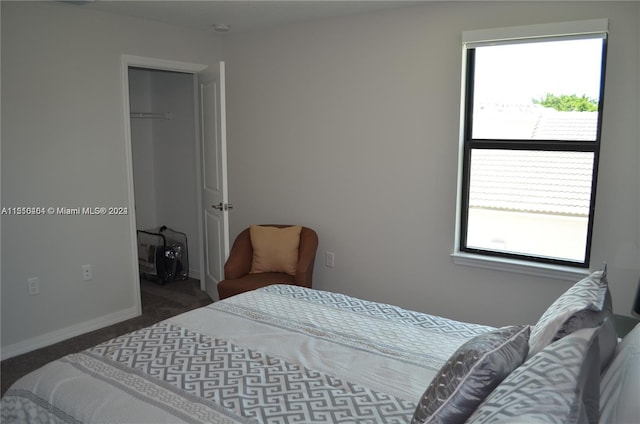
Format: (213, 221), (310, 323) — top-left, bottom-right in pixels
(189, 267), (201, 280)
(1, 306), (139, 361)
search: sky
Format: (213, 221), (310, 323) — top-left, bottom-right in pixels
(473, 38), (604, 106)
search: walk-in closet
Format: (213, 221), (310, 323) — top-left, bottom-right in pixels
(128, 68), (200, 283)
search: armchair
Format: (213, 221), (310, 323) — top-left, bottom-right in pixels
(217, 225), (319, 300)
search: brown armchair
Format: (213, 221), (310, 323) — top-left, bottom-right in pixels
(217, 225), (319, 300)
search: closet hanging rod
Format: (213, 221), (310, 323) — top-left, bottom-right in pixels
(130, 112), (172, 120)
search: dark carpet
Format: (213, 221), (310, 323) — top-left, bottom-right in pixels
(1, 277), (212, 397)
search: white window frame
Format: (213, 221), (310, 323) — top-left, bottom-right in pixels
(452, 19), (608, 281)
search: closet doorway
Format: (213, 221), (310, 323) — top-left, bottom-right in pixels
(123, 57), (231, 312)
(128, 67), (199, 287)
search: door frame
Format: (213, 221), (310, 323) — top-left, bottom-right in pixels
(121, 55), (208, 315)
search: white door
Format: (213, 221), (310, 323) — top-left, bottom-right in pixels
(199, 62), (230, 299)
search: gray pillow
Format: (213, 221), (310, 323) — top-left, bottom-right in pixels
(596, 311), (618, 372)
(411, 325), (530, 424)
(466, 326), (602, 424)
(529, 270), (611, 360)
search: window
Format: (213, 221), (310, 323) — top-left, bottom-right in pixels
(457, 20), (608, 268)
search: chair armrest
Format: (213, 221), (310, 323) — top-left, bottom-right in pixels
(294, 227), (319, 288)
(224, 228), (253, 279)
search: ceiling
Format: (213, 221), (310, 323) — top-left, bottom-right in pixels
(67, 1), (422, 34)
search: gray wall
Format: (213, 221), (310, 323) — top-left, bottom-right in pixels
(1, 2), (222, 355)
(223, 1), (640, 325)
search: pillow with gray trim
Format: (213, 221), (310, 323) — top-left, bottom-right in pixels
(528, 270), (610, 359)
(411, 325), (530, 424)
(466, 325), (601, 424)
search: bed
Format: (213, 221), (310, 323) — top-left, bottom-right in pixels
(2, 271), (638, 423)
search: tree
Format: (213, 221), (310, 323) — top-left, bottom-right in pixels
(532, 93), (598, 112)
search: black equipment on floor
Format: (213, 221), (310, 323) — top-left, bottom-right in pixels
(137, 226), (189, 284)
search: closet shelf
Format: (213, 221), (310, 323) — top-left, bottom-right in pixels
(130, 112), (172, 120)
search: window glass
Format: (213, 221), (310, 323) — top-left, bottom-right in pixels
(460, 32), (605, 267)
(466, 149), (594, 262)
(471, 39), (603, 141)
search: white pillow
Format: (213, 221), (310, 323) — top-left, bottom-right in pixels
(599, 323), (640, 423)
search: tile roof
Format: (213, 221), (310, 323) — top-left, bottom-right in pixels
(532, 110), (598, 141)
(469, 150), (594, 216)
(468, 110), (598, 216)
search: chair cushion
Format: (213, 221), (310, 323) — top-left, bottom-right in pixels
(250, 225), (301, 275)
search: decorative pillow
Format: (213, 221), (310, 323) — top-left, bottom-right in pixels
(466, 326), (602, 424)
(249, 225), (301, 275)
(599, 323), (640, 423)
(528, 269), (610, 358)
(411, 325), (530, 424)
(596, 311), (618, 372)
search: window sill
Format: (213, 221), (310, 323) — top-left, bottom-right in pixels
(451, 251), (590, 282)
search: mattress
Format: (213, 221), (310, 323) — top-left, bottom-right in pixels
(1, 285), (493, 423)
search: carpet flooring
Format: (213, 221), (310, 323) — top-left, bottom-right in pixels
(1, 277), (212, 397)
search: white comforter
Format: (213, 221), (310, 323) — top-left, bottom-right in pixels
(1, 285), (492, 423)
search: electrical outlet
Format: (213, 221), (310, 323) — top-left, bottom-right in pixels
(325, 251), (335, 268)
(82, 264), (92, 281)
(27, 277), (40, 295)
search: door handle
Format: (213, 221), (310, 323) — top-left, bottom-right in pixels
(212, 203), (233, 211)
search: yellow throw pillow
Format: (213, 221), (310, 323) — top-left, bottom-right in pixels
(249, 225), (302, 275)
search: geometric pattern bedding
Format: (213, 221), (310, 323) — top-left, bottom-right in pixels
(465, 326), (600, 424)
(94, 323), (414, 422)
(2, 285), (493, 423)
(218, 285), (493, 367)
